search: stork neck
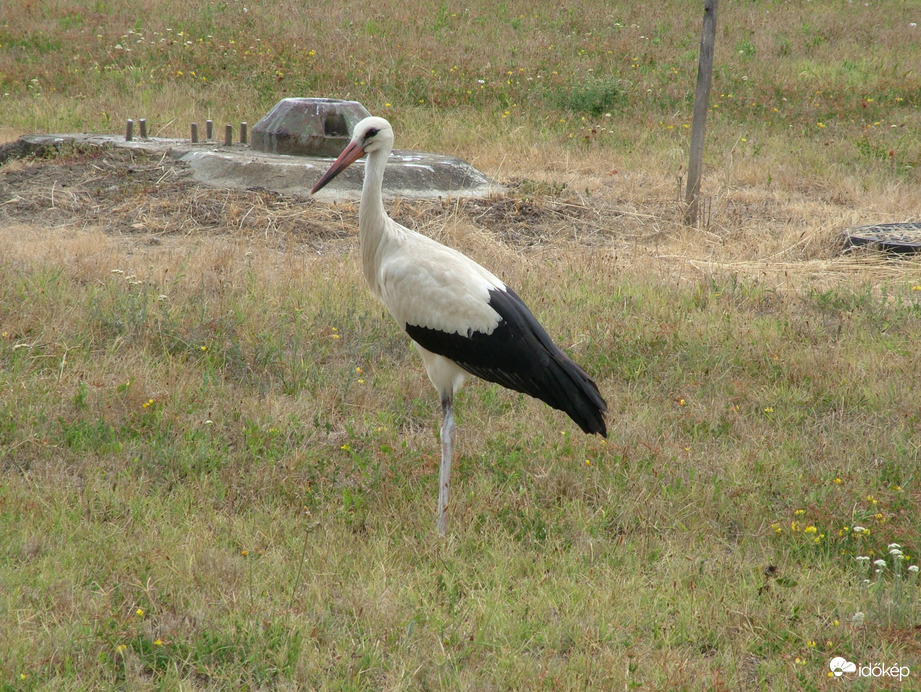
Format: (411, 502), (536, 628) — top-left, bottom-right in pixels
(358, 145), (395, 298)
(359, 147), (389, 233)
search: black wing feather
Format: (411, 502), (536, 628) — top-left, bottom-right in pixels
(405, 287), (607, 436)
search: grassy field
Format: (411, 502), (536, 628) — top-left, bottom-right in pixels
(2, 1), (921, 689)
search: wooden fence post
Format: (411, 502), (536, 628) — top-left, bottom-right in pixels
(684, 0), (718, 226)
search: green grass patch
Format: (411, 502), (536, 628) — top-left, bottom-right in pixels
(2, 237), (919, 687)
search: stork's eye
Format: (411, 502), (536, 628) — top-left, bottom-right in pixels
(363, 128), (380, 141)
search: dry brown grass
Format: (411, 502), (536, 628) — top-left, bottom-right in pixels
(3, 144), (918, 297)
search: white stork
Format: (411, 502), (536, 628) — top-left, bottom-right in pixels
(311, 116), (607, 534)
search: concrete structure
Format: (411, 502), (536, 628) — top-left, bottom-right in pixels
(0, 98), (500, 200)
(842, 223), (921, 253)
(250, 98), (372, 158)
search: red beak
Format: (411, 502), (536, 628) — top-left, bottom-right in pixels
(310, 140), (365, 194)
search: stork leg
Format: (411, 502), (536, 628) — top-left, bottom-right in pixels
(436, 391), (456, 535)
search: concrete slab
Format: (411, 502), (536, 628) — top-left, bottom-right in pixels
(0, 133), (501, 201)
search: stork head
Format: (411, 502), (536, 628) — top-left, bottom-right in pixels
(310, 116), (393, 194)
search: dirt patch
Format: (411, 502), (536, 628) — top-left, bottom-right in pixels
(0, 148), (358, 254)
(457, 194), (607, 246)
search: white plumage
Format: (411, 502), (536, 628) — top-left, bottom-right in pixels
(312, 116), (607, 534)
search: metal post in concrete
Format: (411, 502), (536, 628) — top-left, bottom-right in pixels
(240, 122), (248, 145)
(224, 125), (233, 146)
(125, 119), (134, 142)
(191, 122), (199, 143)
(139, 118), (148, 138)
(206, 120), (214, 140)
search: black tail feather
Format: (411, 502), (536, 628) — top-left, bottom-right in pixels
(540, 350), (608, 436)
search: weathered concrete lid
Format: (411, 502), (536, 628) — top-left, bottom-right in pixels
(196, 148), (496, 201)
(250, 98), (371, 157)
